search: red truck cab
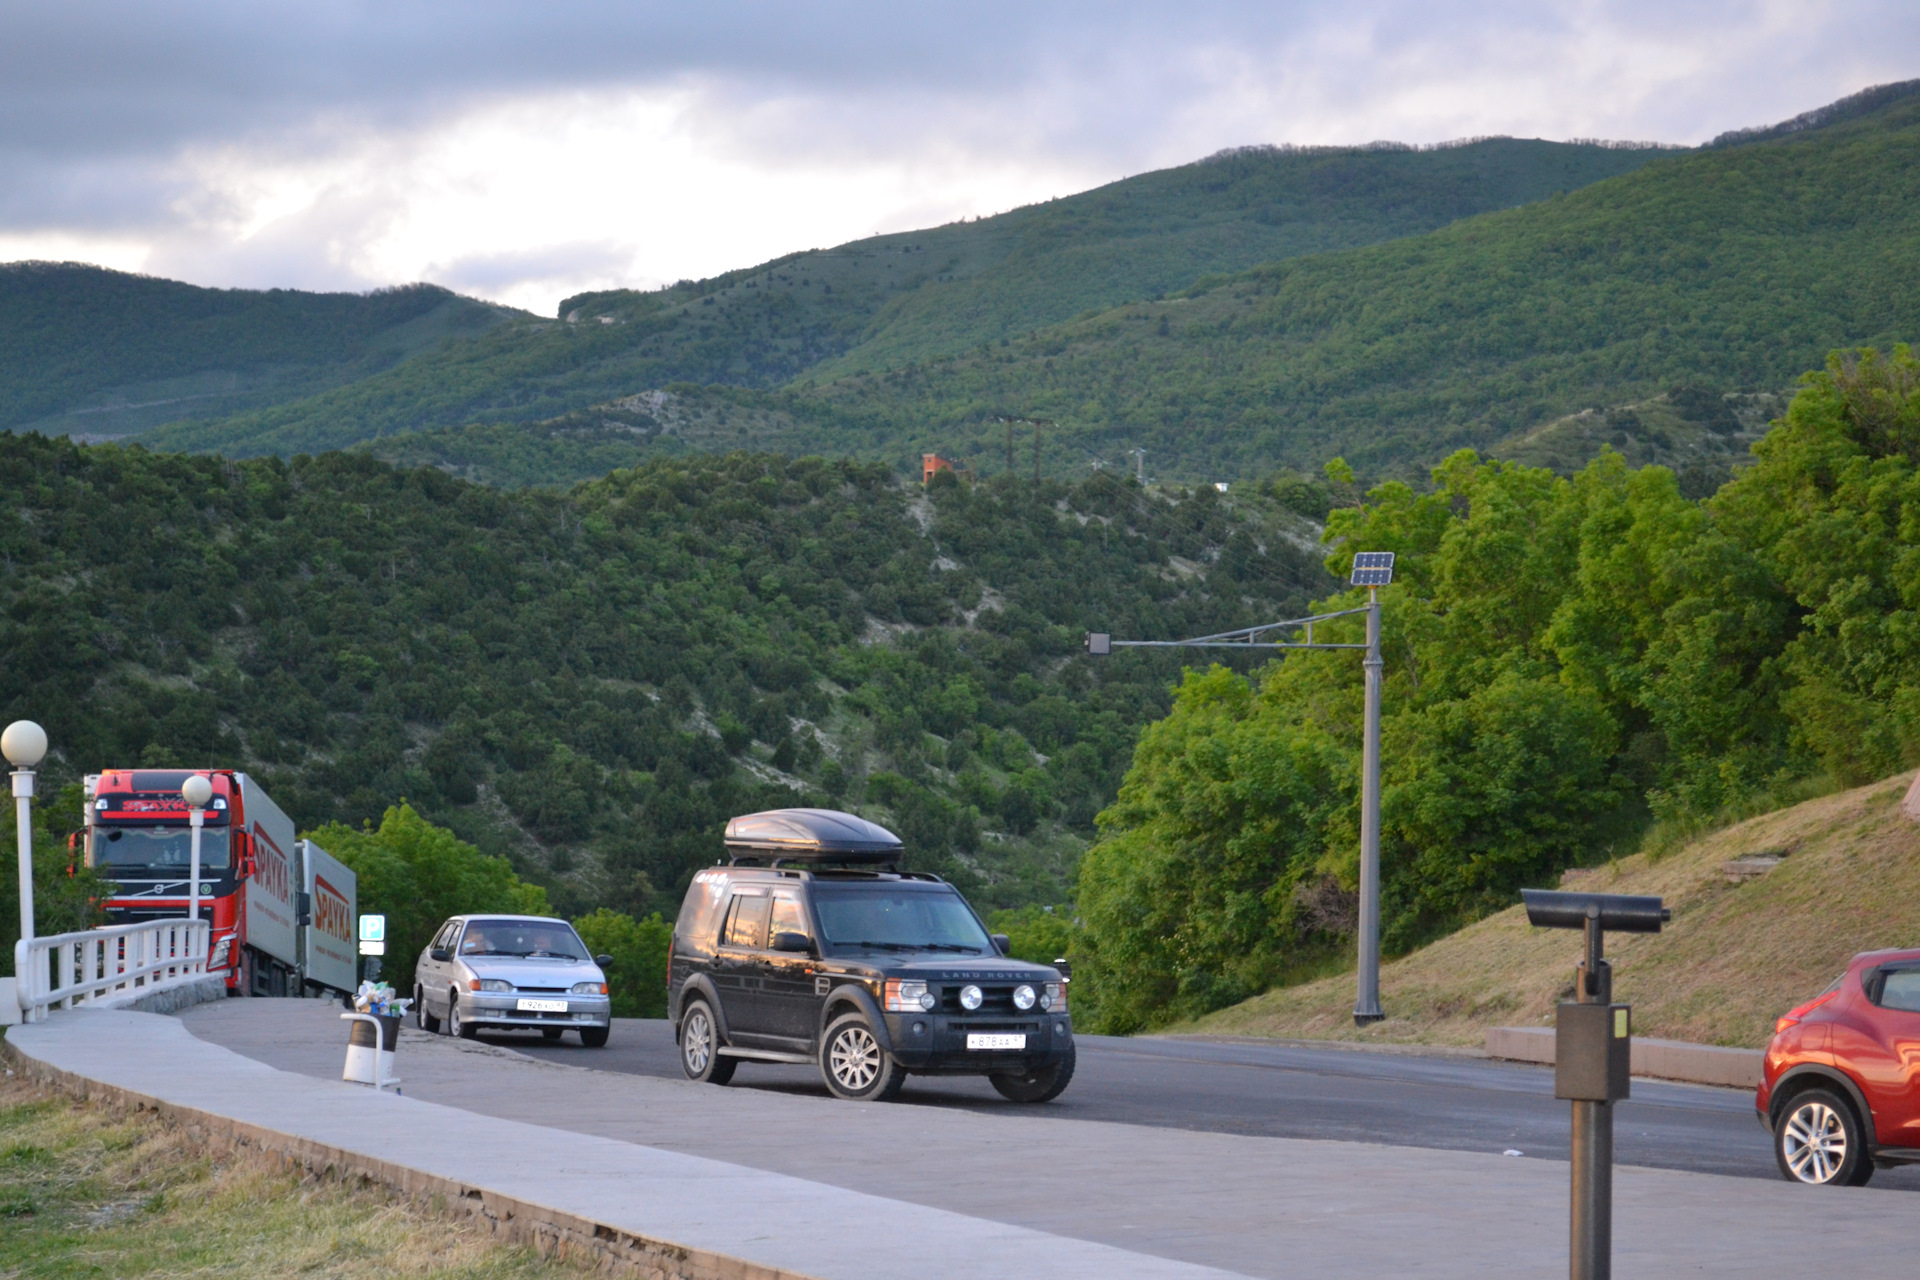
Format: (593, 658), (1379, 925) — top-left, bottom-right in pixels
(87, 768), (308, 996)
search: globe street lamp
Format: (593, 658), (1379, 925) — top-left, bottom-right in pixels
(182, 774), (213, 925)
(4, 720), (48, 956)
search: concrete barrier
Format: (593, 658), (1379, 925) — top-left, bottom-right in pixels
(1486, 1026), (1763, 1089)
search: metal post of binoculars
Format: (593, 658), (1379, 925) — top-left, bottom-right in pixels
(1087, 551), (1396, 1026)
(1521, 889), (1670, 1280)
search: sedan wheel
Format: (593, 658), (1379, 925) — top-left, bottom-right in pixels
(1776, 1089), (1872, 1186)
(448, 996), (478, 1041)
(819, 1011), (906, 1101)
(415, 985), (441, 1034)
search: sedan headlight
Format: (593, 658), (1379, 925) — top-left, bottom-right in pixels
(571, 981), (608, 995)
(471, 978), (512, 992)
(960, 983), (984, 1011)
(1013, 983), (1037, 1010)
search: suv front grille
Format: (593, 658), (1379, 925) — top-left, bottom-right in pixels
(938, 983), (1033, 1015)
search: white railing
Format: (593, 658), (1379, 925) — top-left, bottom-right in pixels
(11, 919), (211, 1022)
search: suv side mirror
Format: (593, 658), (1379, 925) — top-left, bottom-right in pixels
(430, 947), (451, 962)
(594, 954), (614, 967)
(991, 933), (1012, 956)
(771, 931), (813, 954)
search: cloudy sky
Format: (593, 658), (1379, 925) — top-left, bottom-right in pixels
(2, 1), (1913, 316)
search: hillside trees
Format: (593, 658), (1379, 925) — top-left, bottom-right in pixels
(1075, 347), (1920, 1031)
(0, 437), (1327, 923)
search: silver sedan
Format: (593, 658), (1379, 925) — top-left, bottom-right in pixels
(413, 914), (614, 1047)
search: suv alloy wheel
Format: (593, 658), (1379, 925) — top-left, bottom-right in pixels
(990, 1040), (1077, 1103)
(820, 1010), (907, 1101)
(1775, 1088), (1873, 1186)
(679, 999), (737, 1084)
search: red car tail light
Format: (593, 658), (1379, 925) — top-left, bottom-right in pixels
(1776, 989), (1837, 1034)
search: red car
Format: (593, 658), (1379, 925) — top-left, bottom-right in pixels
(1758, 948), (1920, 1185)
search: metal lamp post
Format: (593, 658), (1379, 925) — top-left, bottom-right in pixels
(181, 775), (213, 924)
(1088, 552), (1395, 1026)
(4, 721), (47, 953)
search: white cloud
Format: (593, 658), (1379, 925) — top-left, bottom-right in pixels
(0, 1), (1914, 314)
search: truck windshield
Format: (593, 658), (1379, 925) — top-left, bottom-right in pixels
(812, 888), (991, 953)
(458, 919), (588, 959)
(94, 825), (231, 871)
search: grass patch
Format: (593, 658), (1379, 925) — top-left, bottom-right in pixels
(1171, 771), (1920, 1050)
(0, 1072), (589, 1279)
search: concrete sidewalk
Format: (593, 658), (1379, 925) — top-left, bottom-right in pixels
(7, 1004), (1913, 1279)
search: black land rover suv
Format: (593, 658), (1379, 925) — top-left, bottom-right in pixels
(668, 808), (1074, 1103)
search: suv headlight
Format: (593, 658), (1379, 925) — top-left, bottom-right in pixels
(1041, 982), (1065, 1012)
(885, 979), (937, 1012)
(1013, 983), (1037, 1010)
(571, 981), (608, 995)
(471, 978), (512, 992)
(960, 984), (984, 1011)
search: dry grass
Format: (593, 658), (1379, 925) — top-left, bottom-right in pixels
(0, 1072), (588, 1279)
(1175, 771), (1920, 1049)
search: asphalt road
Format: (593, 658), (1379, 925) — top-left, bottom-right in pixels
(464, 1017), (1914, 1190)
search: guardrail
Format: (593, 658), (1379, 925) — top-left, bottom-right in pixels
(11, 919), (210, 1023)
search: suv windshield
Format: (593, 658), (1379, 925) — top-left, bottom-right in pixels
(812, 888), (991, 953)
(94, 825), (232, 872)
(459, 919), (588, 960)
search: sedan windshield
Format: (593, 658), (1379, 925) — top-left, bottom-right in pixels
(94, 824), (231, 871)
(812, 888), (991, 953)
(459, 919), (588, 959)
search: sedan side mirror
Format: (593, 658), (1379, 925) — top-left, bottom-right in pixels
(991, 933), (1012, 956)
(594, 954), (614, 967)
(430, 947), (451, 962)
(771, 931), (813, 954)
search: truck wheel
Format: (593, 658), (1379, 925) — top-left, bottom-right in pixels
(416, 986), (441, 1033)
(448, 995), (478, 1040)
(989, 1041), (1076, 1103)
(679, 999), (735, 1083)
(1775, 1088), (1872, 1186)
(579, 1026), (609, 1048)
(820, 1010), (907, 1101)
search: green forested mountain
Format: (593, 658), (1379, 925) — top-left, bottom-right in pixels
(0, 433), (1332, 919)
(142, 82), (1920, 487)
(1070, 346), (1920, 1032)
(0, 263), (512, 438)
(783, 84), (1920, 480)
(127, 138), (1667, 460)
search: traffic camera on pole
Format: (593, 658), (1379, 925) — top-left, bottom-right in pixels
(1086, 551), (1395, 1027)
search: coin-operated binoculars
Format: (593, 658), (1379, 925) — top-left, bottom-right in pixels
(1520, 889), (1670, 1280)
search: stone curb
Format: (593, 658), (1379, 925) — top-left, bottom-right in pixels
(0, 1034), (815, 1280)
(1485, 1026), (1763, 1089)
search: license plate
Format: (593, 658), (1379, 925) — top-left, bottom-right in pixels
(967, 1033), (1026, 1050)
(516, 998), (567, 1013)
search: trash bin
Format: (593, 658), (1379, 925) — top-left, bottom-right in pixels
(342, 1012), (401, 1086)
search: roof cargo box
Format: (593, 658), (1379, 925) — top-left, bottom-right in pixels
(724, 808), (904, 865)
